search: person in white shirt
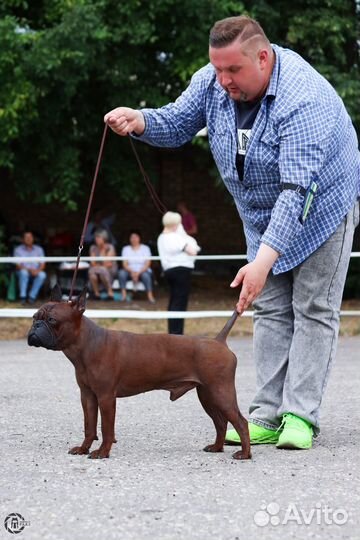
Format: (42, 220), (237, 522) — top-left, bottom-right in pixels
(157, 212), (201, 334)
(119, 230), (155, 303)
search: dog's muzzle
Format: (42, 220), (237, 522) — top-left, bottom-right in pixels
(28, 320), (57, 349)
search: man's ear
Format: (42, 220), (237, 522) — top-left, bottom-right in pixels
(50, 283), (63, 303)
(74, 287), (87, 314)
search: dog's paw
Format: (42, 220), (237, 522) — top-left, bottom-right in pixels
(232, 450), (252, 460)
(203, 444), (224, 453)
(88, 448), (110, 459)
(68, 446), (89, 455)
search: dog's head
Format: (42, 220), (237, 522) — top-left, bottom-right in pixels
(27, 284), (87, 351)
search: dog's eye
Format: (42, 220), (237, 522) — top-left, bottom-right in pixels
(48, 317), (57, 325)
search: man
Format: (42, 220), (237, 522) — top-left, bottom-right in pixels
(104, 16), (360, 449)
(14, 231), (47, 304)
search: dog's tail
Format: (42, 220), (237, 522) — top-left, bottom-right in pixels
(215, 310), (239, 343)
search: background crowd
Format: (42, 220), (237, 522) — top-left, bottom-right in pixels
(7, 205), (200, 335)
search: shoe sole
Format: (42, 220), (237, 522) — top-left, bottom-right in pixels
(225, 439), (279, 446)
(276, 441), (311, 449)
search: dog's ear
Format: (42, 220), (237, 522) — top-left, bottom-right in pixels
(74, 287), (87, 314)
(50, 283), (63, 303)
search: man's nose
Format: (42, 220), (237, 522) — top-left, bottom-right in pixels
(219, 72), (232, 87)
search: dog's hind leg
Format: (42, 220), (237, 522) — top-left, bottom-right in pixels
(226, 409), (251, 460)
(198, 385), (251, 460)
(197, 387), (227, 453)
(218, 383), (251, 459)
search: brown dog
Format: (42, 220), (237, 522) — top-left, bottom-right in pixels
(28, 285), (250, 460)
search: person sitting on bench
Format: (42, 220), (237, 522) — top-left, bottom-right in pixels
(118, 230), (155, 303)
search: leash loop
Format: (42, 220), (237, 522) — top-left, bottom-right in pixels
(68, 124), (167, 301)
(68, 124), (108, 300)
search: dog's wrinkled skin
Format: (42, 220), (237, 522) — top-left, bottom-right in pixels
(28, 284), (251, 460)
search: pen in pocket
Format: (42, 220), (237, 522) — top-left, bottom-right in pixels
(301, 181), (318, 223)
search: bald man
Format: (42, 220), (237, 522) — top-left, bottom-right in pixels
(104, 16), (360, 450)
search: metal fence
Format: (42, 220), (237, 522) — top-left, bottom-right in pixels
(1, 254), (359, 319)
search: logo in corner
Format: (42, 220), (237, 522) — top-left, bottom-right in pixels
(4, 513), (30, 535)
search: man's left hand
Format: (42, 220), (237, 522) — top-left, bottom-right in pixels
(230, 261), (269, 314)
(230, 243), (280, 314)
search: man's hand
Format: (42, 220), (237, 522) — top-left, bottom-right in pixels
(104, 107), (145, 136)
(230, 261), (269, 314)
(231, 244), (280, 314)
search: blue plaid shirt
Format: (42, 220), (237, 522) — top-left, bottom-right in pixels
(138, 45), (360, 273)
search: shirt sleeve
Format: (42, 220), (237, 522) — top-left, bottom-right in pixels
(106, 244), (116, 256)
(121, 246), (129, 259)
(261, 101), (331, 254)
(142, 245), (151, 258)
(136, 66), (210, 148)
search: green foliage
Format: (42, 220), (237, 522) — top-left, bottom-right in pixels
(246, 0), (360, 127)
(0, 0), (359, 209)
(0, 0), (242, 209)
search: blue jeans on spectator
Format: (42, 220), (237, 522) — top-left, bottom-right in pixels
(17, 269), (47, 301)
(118, 269), (153, 292)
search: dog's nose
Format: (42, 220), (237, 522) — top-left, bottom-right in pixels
(28, 332), (42, 347)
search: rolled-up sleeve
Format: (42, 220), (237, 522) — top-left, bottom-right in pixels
(261, 191), (304, 254)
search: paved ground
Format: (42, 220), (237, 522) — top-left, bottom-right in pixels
(1, 336), (359, 540)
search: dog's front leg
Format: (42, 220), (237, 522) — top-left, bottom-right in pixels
(88, 394), (116, 459)
(68, 388), (98, 455)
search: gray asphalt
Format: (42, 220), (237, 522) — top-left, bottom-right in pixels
(1, 335), (359, 540)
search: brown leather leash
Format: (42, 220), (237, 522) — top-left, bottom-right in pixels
(68, 124), (167, 300)
(128, 136), (167, 214)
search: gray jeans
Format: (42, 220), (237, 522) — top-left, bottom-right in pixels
(249, 202), (359, 435)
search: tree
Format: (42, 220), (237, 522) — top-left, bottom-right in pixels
(246, 0), (360, 127)
(0, 0), (243, 209)
(0, 0), (358, 210)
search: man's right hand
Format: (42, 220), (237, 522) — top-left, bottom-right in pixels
(104, 107), (145, 136)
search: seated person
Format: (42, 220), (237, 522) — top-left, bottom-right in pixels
(14, 230), (47, 305)
(88, 228), (117, 300)
(84, 209), (117, 247)
(119, 230), (155, 303)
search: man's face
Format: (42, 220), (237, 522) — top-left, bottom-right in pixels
(209, 40), (270, 102)
(23, 232), (34, 247)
